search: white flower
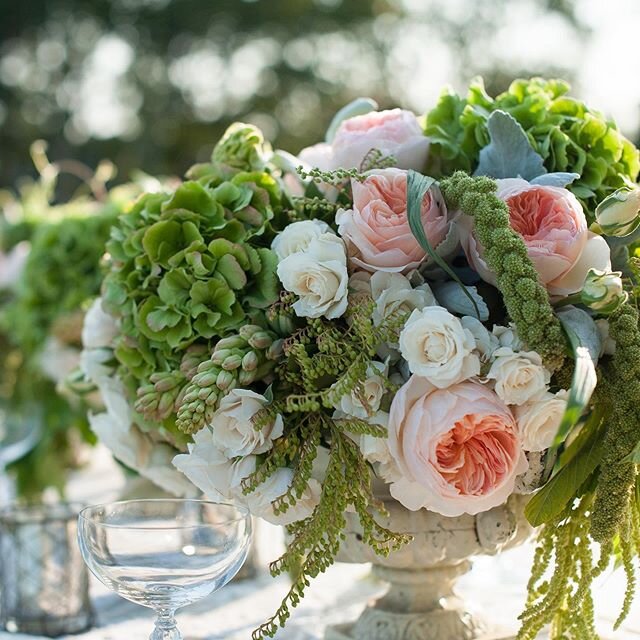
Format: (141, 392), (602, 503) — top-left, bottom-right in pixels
(80, 347), (113, 388)
(596, 318), (616, 356)
(369, 271), (436, 326)
(516, 390), (569, 452)
(271, 219), (332, 260)
(399, 306), (480, 388)
(173, 429), (320, 524)
(0, 241), (29, 290)
(245, 469), (320, 526)
(486, 347), (550, 406)
(460, 316), (499, 362)
(335, 361), (387, 418)
(212, 389), (283, 458)
(82, 298), (119, 349)
(492, 324), (523, 351)
(277, 233), (349, 319)
(90, 376), (195, 497)
(173, 427), (256, 502)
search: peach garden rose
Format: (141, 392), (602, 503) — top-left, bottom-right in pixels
(458, 178), (611, 296)
(387, 376), (528, 517)
(336, 168), (449, 273)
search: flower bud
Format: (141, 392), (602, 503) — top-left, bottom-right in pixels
(221, 354), (243, 371)
(581, 269), (628, 314)
(242, 351), (259, 371)
(595, 186), (640, 237)
(216, 370), (235, 391)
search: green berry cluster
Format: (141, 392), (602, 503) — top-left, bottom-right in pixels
(440, 171), (566, 371)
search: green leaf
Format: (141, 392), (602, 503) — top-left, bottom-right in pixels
(474, 110), (546, 180)
(407, 170), (480, 318)
(550, 319), (598, 451)
(525, 409), (605, 527)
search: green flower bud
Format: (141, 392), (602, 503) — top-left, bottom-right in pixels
(221, 354), (243, 370)
(212, 123), (270, 173)
(242, 351), (259, 371)
(248, 330), (274, 350)
(581, 268), (628, 314)
(216, 370), (235, 391)
(595, 187), (640, 237)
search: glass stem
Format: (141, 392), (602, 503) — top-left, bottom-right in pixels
(150, 609), (181, 640)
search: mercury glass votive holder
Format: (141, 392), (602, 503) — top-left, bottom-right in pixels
(0, 502), (93, 636)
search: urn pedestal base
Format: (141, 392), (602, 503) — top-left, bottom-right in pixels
(325, 563), (514, 640)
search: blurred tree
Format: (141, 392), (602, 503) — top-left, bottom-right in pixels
(0, 0), (590, 194)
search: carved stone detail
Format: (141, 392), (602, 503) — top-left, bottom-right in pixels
(325, 488), (530, 640)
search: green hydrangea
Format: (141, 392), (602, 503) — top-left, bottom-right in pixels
(425, 77), (640, 216)
(103, 163), (285, 392)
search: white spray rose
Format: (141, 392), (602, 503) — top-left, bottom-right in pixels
(581, 268), (627, 315)
(334, 361), (387, 418)
(516, 390), (569, 452)
(277, 233), (349, 319)
(212, 389), (283, 458)
(82, 298), (119, 349)
(486, 347), (550, 406)
(595, 186), (640, 237)
(399, 306), (480, 388)
(173, 428), (256, 502)
(369, 271), (436, 326)
(271, 219), (331, 260)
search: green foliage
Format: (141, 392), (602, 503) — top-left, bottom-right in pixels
(425, 77), (640, 217)
(245, 293), (410, 639)
(2, 201), (117, 353)
(439, 171), (566, 372)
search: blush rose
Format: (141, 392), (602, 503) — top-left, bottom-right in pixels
(459, 178), (611, 296)
(336, 168), (449, 273)
(387, 376), (527, 517)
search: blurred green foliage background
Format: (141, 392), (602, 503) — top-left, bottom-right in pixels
(0, 0), (638, 194)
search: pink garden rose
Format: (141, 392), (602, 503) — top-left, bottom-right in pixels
(297, 108), (430, 173)
(336, 168), (449, 273)
(459, 178), (611, 296)
(387, 376), (527, 517)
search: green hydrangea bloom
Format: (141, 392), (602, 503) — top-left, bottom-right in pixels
(103, 164), (284, 387)
(425, 77), (640, 217)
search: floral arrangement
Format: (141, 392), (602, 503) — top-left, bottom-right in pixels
(0, 147), (135, 497)
(83, 78), (640, 639)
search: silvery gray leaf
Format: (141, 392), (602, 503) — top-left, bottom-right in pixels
(433, 281), (489, 321)
(557, 306), (602, 363)
(531, 172), (580, 188)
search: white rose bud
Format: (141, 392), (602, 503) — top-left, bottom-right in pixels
(271, 219), (331, 260)
(460, 316), (499, 362)
(517, 390), (569, 452)
(277, 233), (349, 319)
(212, 389), (284, 458)
(595, 186), (640, 237)
(399, 306), (480, 388)
(581, 268), (628, 315)
(487, 347), (550, 405)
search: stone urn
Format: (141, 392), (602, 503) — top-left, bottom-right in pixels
(325, 477), (536, 640)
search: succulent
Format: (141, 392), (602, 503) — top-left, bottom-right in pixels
(424, 77), (640, 217)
